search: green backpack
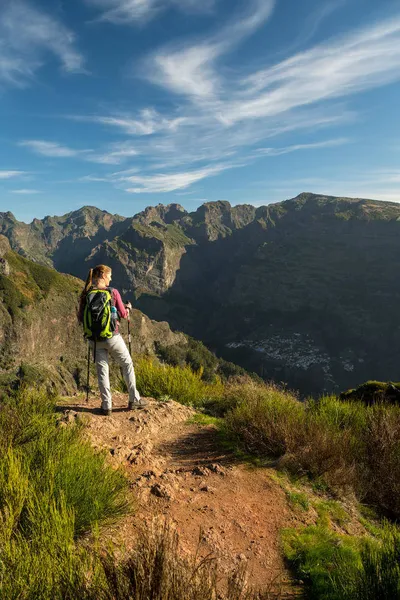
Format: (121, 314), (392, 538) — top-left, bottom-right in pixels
(83, 288), (116, 341)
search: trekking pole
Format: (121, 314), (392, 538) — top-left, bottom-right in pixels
(127, 310), (132, 357)
(86, 341), (91, 403)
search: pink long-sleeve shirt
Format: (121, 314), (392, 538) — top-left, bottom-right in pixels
(112, 288), (128, 334)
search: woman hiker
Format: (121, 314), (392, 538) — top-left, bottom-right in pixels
(78, 264), (148, 416)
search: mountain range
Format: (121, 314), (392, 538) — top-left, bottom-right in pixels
(2, 192), (400, 396)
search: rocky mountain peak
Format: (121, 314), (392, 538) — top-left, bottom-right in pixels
(135, 203), (187, 226)
(188, 200), (256, 241)
(0, 211), (17, 223)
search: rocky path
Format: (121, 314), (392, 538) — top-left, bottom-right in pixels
(59, 393), (303, 597)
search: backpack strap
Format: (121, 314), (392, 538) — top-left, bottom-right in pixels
(108, 287), (116, 306)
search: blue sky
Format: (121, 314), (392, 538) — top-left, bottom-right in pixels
(1, 0), (400, 222)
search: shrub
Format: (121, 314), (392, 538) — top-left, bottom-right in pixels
(224, 383), (303, 457)
(155, 338), (254, 384)
(340, 380), (400, 406)
(359, 405), (400, 518)
(223, 389), (400, 507)
(135, 356), (224, 407)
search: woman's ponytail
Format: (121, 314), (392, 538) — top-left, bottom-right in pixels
(79, 269), (93, 312)
(84, 268), (93, 294)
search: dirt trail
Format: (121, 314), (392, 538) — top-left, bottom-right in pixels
(59, 393), (303, 596)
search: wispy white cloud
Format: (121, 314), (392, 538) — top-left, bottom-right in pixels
(85, 0), (217, 24)
(255, 138), (350, 156)
(0, 170), (26, 180)
(0, 0), (84, 87)
(88, 142), (139, 164)
(277, 0), (347, 59)
(76, 108), (186, 136)
(120, 163), (232, 193)
(20, 140), (80, 158)
(11, 189), (40, 194)
(146, 0), (275, 99)
(20, 140), (139, 165)
(223, 15), (400, 124)
(79, 175), (112, 182)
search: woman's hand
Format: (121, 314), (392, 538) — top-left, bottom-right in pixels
(125, 301), (132, 311)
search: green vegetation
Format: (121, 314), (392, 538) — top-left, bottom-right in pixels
(135, 355), (224, 407)
(282, 521), (360, 599)
(283, 520), (400, 599)
(156, 337), (256, 382)
(1, 329), (400, 599)
(132, 360), (400, 523)
(285, 491), (310, 511)
(222, 389), (400, 518)
(0, 248), (84, 392)
(132, 222), (193, 249)
(340, 380), (400, 405)
(124, 359), (400, 595)
(2, 251), (79, 313)
(0, 388), (129, 599)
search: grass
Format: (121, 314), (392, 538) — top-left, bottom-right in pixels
(97, 519), (281, 600)
(285, 491), (310, 511)
(333, 526), (400, 599)
(283, 521), (400, 600)
(282, 522), (361, 599)
(223, 389), (400, 517)
(188, 413), (222, 427)
(134, 355), (224, 407)
(314, 500), (349, 528)
(0, 387), (129, 599)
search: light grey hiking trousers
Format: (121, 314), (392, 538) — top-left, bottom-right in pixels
(89, 334), (140, 410)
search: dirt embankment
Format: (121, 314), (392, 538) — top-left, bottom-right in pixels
(59, 394), (304, 596)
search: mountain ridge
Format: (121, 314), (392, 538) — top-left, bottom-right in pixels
(2, 192), (400, 395)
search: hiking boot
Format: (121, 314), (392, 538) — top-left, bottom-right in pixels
(128, 398), (149, 410)
(101, 408), (112, 416)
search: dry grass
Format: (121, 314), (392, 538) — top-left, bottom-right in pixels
(97, 519), (286, 600)
(223, 386), (400, 515)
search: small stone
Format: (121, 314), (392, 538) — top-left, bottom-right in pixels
(150, 483), (171, 499)
(206, 463), (227, 476)
(141, 470), (157, 479)
(192, 466), (208, 477)
(0, 257), (10, 276)
(200, 485), (215, 493)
